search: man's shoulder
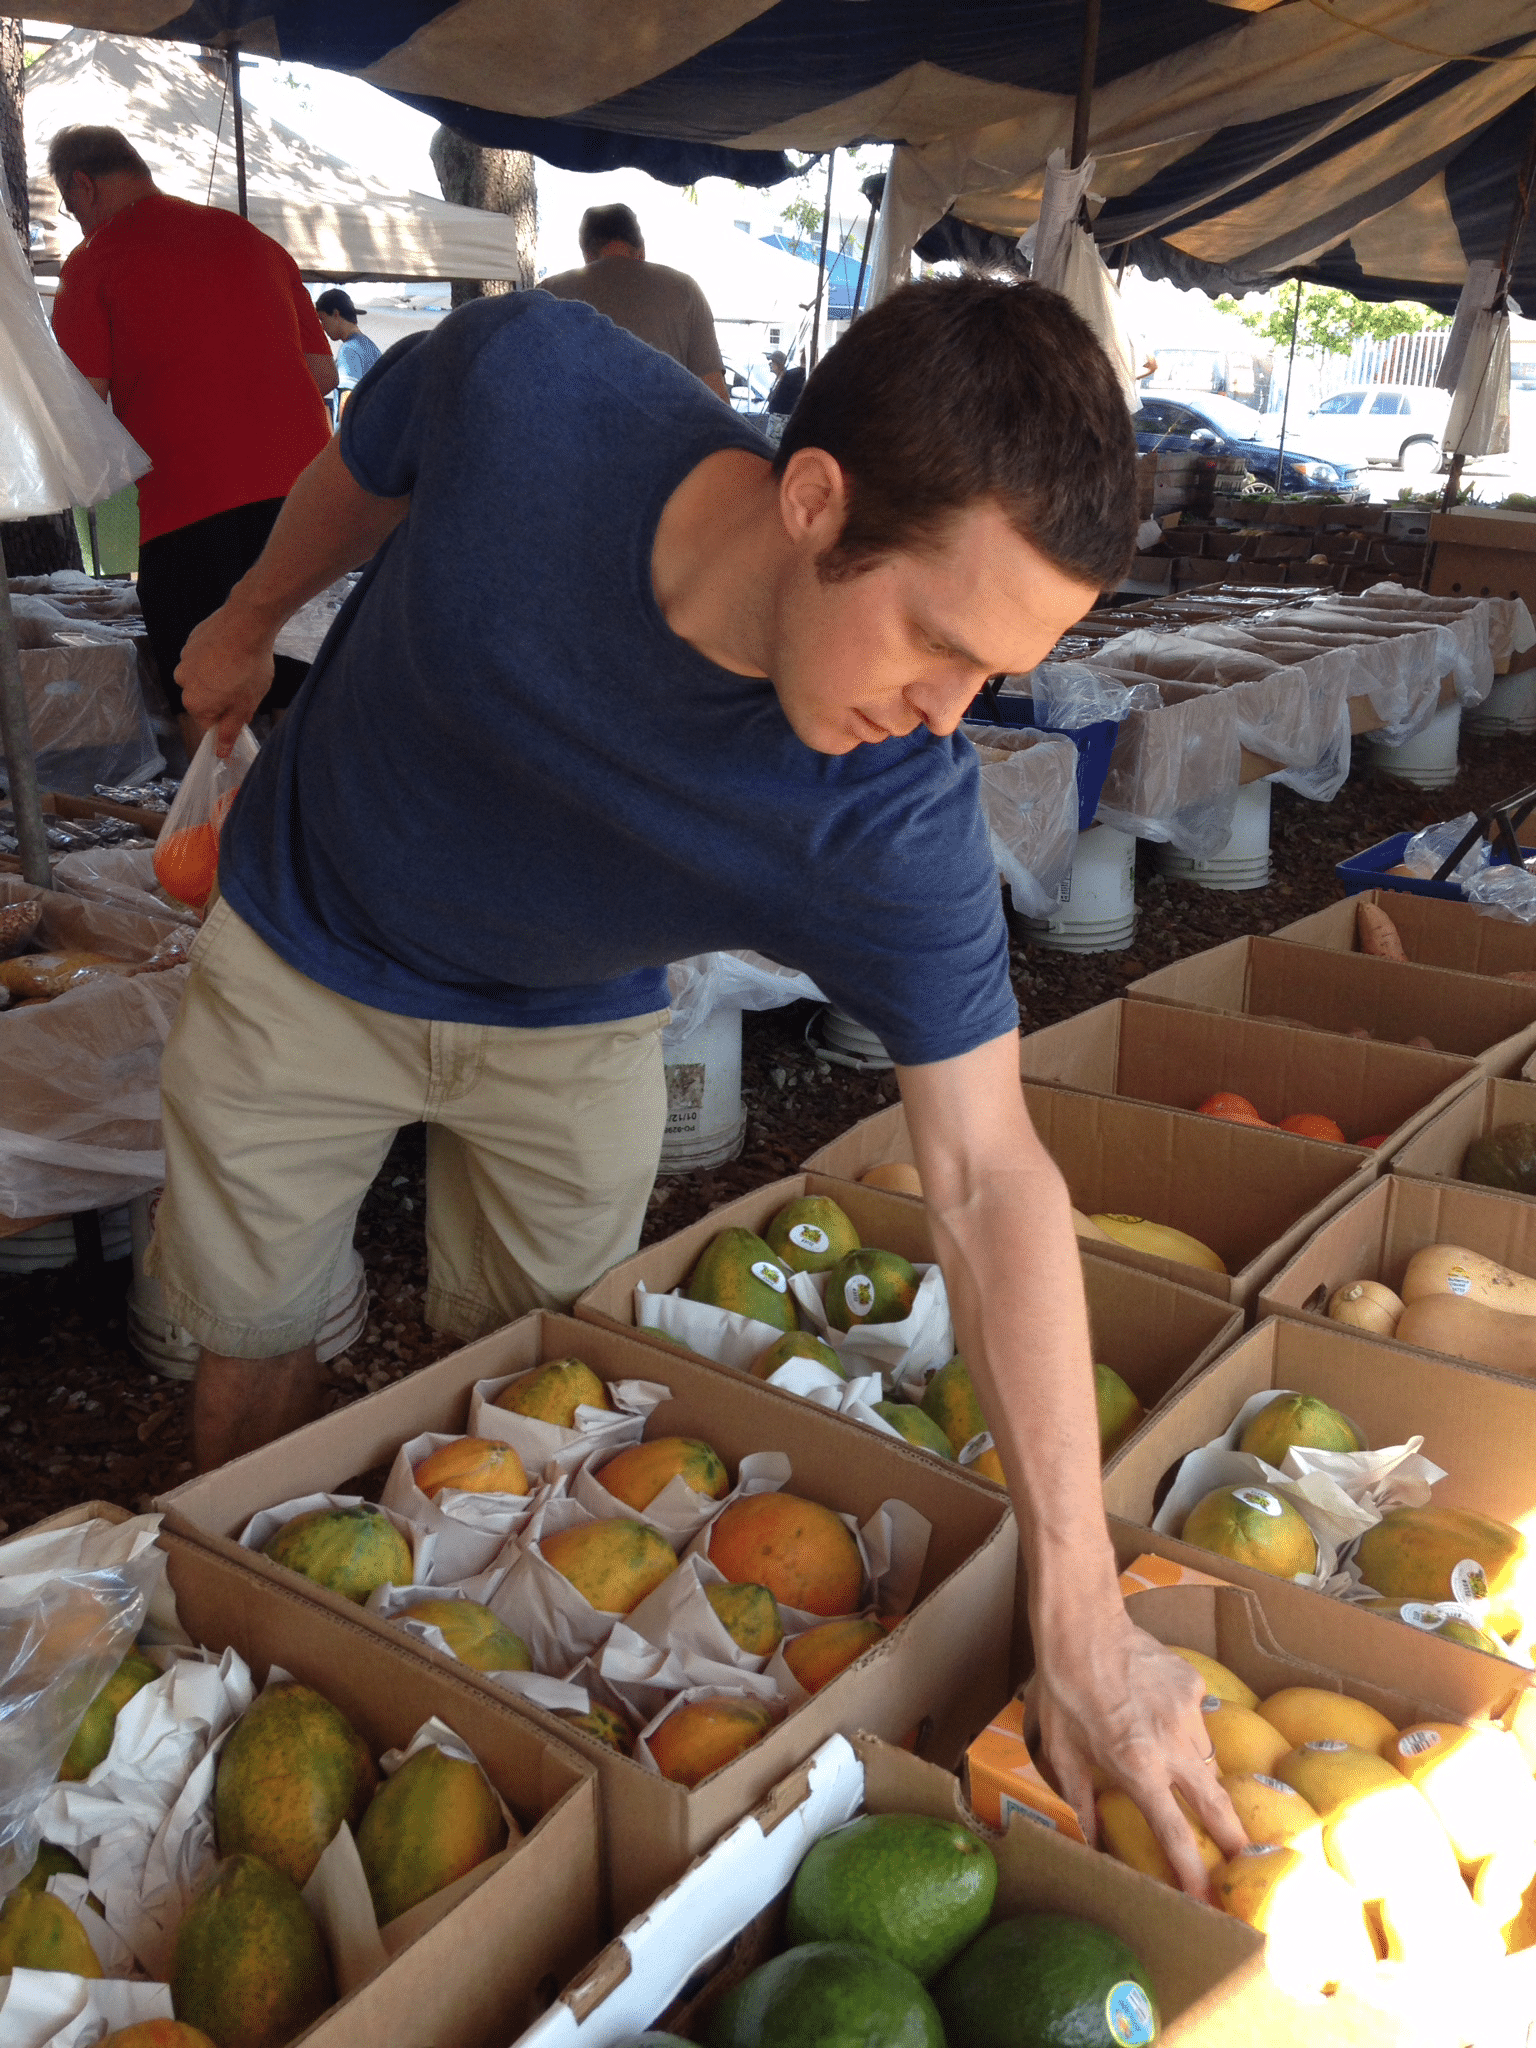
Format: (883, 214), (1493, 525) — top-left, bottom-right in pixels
(538, 266), (587, 300)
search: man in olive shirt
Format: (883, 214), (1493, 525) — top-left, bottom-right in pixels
(542, 203), (729, 401)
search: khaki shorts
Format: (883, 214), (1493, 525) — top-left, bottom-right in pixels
(147, 899), (668, 1357)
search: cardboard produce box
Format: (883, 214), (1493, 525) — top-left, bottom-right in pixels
(1429, 507), (1536, 609)
(5, 1504), (601, 2048)
(1102, 1313), (1536, 1598)
(1393, 1075), (1536, 1205)
(1128, 932), (1536, 1070)
(1013, 997), (1476, 1157)
(1257, 1172), (1536, 1372)
(513, 1729), (1376, 2048)
(1278, 887), (1536, 980)
(157, 1311), (1017, 1925)
(799, 1093), (1373, 1309)
(968, 1575), (1533, 2042)
(578, 1170), (1242, 1412)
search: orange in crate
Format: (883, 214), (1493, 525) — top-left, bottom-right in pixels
(1196, 1092), (1271, 1127)
(1278, 1112), (1347, 1143)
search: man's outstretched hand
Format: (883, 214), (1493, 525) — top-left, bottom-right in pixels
(1035, 1605), (1247, 1897)
(176, 601), (276, 754)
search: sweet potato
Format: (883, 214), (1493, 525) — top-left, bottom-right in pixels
(1357, 900), (1406, 962)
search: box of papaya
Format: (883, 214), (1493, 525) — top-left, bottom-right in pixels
(799, 1091), (1373, 1310)
(509, 1726), (1391, 2048)
(1100, 1311), (1536, 1688)
(1257, 1171), (1536, 1376)
(1012, 997), (1477, 1161)
(0, 1502), (600, 2048)
(1127, 933), (1536, 1071)
(969, 1569), (1536, 2042)
(155, 1311), (1016, 1925)
(574, 1169), (1243, 1447)
(1274, 889), (1536, 980)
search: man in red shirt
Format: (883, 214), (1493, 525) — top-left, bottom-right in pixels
(49, 125), (337, 751)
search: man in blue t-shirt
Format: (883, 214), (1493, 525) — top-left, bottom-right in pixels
(165, 277), (1242, 1897)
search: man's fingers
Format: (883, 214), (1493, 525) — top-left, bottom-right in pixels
(1050, 1742), (1097, 1848)
(1130, 1778), (1218, 1899)
(1173, 1757), (1248, 1860)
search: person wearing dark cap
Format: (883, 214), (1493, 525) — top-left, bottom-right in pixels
(766, 350), (806, 417)
(315, 289), (382, 404)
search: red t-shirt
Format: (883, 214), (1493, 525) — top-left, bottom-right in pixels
(52, 193), (332, 543)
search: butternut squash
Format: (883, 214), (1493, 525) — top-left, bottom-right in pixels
(1326, 1280), (1404, 1337)
(1395, 1295), (1536, 1378)
(1401, 1245), (1536, 1319)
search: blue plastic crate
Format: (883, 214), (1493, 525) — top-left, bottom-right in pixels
(966, 694), (1120, 831)
(1336, 830), (1523, 900)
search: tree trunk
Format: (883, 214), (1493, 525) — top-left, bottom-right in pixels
(0, 18), (83, 576)
(429, 128), (537, 308)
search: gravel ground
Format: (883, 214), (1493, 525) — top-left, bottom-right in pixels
(4, 729), (1534, 1536)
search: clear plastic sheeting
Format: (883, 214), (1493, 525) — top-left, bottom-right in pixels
(0, 160), (150, 518)
(1402, 813), (1493, 885)
(1010, 661), (1161, 728)
(51, 846), (173, 921)
(1466, 864), (1536, 924)
(1091, 677), (1244, 859)
(0, 881), (192, 1218)
(1303, 583), (1535, 677)
(664, 951), (824, 1045)
(0, 1511), (166, 1894)
(960, 726), (1081, 917)
(4, 644), (164, 796)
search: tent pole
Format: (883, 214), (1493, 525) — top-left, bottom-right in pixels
(1070, 0), (1102, 170)
(228, 45), (248, 219)
(850, 188), (878, 320)
(0, 563), (52, 888)
(809, 152), (835, 368)
(1272, 276), (1302, 496)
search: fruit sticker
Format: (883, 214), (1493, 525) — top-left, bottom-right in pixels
(1252, 1774), (1292, 1793)
(1451, 1558), (1489, 1606)
(1398, 1728), (1442, 1757)
(844, 1273), (877, 1319)
(1447, 1266), (1472, 1296)
(788, 1223), (830, 1255)
(750, 1260), (788, 1294)
(1106, 1981), (1156, 2045)
(1304, 1739), (1348, 1753)
(1234, 1487), (1284, 1516)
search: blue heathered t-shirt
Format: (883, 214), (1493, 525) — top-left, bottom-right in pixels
(219, 292), (1018, 1068)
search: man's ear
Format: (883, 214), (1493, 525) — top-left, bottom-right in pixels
(777, 447), (847, 549)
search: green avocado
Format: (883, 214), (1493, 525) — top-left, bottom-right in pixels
(707, 1941), (944, 2048)
(787, 1813), (996, 1982)
(824, 1249), (919, 1332)
(1462, 1122), (1536, 1195)
(764, 1196), (861, 1275)
(932, 1913), (1159, 2048)
(686, 1228), (799, 1333)
(873, 1402), (957, 1461)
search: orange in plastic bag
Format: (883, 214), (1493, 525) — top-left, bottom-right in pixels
(152, 731), (257, 912)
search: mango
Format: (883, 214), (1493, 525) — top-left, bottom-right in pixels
(1258, 1687), (1398, 1755)
(1096, 1787), (1223, 1888)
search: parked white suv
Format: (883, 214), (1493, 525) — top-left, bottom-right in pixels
(1305, 384), (1449, 475)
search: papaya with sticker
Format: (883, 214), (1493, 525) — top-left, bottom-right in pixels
(685, 1228), (799, 1332)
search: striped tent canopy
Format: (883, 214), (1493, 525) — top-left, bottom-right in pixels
(36, 0), (1536, 308)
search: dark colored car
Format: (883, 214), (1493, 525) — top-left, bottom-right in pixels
(1134, 390), (1365, 498)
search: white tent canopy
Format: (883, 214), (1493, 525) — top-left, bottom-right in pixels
(25, 28), (525, 282)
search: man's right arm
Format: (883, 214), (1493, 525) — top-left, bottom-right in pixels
(176, 436), (408, 748)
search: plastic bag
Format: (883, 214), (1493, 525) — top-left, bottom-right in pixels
(0, 644), (164, 797)
(1011, 662), (1161, 729)
(152, 728), (258, 913)
(1402, 814), (1491, 886)
(959, 727), (1080, 917)
(1465, 864), (1536, 924)
(0, 161), (150, 519)
(663, 951), (823, 1050)
(0, 1513), (166, 1893)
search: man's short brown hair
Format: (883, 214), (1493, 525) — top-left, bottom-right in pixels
(776, 277), (1137, 593)
(579, 203), (643, 259)
(48, 125), (152, 188)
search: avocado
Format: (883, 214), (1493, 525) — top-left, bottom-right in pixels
(686, 1228), (799, 1333)
(874, 1403), (957, 1461)
(765, 1197), (861, 1275)
(932, 1913), (1159, 2048)
(1463, 1122), (1536, 1195)
(707, 1941), (943, 2048)
(824, 1249), (919, 1332)
(787, 1812), (996, 1981)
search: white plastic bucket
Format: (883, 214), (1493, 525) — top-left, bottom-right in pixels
(1159, 779), (1273, 892)
(660, 1004), (745, 1173)
(127, 1193), (369, 1379)
(0, 1206), (132, 1272)
(816, 1006), (893, 1070)
(1466, 669), (1536, 738)
(1022, 824), (1137, 953)
(1369, 702), (1462, 789)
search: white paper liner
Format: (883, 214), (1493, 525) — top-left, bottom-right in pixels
(467, 1371), (669, 1480)
(587, 1554), (792, 1722)
(633, 1684), (788, 1780)
(485, 1496), (682, 1678)
(634, 1281), (796, 1371)
(302, 1820), (388, 1994)
(366, 1579), (593, 1715)
(236, 1493), (428, 1589)
(788, 1264), (954, 1386)
(0, 1971), (173, 2048)
(1152, 1388), (1447, 1594)
(688, 1497), (930, 1631)
(572, 1449), (790, 1546)
(32, 1644), (255, 1981)
(379, 1431), (541, 1583)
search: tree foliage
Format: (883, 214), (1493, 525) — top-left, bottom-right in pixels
(1215, 282), (1449, 356)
